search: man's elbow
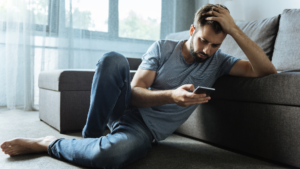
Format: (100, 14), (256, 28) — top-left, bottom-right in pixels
(257, 68), (277, 77)
(270, 69), (277, 75)
(130, 88), (139, 107)
(266, 67), (277, 75)
(130, 86), (147, 107)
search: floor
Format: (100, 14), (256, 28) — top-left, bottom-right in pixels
(0, 108), (293, 169)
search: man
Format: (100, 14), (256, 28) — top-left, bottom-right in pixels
(1, 4), (276, 169)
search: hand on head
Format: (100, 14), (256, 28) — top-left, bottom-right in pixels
(202, 6), (238, 35)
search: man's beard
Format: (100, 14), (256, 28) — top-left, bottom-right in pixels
(189, 34), (210, 63)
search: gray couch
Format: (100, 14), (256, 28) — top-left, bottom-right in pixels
(38, 9), (300, 168)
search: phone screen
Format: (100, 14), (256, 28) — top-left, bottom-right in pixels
(193, 86), (215, 96)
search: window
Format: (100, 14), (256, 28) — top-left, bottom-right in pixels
(0, 0), (48, 25)
(65, 0), (109, 32)
(118, 0), (161, 41)
(61, 0), (161, 42)
(0, 0), (163, 42)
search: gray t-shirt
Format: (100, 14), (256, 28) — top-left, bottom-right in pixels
(137, 39), (240, 141)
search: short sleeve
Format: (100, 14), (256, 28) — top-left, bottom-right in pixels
(139, 41), (161, 71)
(216, 49), (241, 77)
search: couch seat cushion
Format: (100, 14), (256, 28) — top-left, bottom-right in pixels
(211, 72), (300, 106)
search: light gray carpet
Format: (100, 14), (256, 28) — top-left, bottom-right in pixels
(0, 108), (292, 169)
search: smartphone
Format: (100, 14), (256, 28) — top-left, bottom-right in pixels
(193, 86), (215, 96)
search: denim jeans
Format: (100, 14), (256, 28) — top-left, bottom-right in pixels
(47, 52), (154, 169)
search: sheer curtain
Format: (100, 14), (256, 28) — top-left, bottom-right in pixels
(0, 0), (196, 111)
(0, 0), (36, 110)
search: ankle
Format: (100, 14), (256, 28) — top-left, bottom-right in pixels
(40, 136), (58, 151)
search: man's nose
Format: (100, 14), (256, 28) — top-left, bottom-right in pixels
(203, 45), (211, 56)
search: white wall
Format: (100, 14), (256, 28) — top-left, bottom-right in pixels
(195, 0), (209, 12)
(242, 0), (300, 21)
(196, 0), (300, 22)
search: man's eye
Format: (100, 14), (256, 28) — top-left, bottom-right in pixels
(212, 45), (219, 48)
(201, 39), (208, 43)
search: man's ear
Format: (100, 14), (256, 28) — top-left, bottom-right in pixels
(190, 24), (196, 36)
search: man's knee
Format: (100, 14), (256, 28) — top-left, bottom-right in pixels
(98, 51), (128, 67)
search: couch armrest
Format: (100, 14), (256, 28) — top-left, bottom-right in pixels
(127, 57), (142, 70)
(38, 69), (95, 91)
(39, 59), (139, 91)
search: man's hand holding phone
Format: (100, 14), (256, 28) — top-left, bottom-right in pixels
(171, 84), (212, 107)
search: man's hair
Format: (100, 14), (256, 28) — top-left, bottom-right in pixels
(193, 4), (230, 34)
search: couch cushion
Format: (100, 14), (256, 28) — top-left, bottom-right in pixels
(38, 70), (95, 91)
(272, 9), (300, 71)
(220, 15), (280, 60)
(211, 72), (300, 106)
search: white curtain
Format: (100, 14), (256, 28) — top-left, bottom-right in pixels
(0, 0), (36, 110)
(0, 0), (195, 111)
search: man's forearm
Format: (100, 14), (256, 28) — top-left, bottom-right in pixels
(231, 27), (277, 76)
(130, 87), (174, 107)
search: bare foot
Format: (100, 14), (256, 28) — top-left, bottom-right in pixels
(0, 136), (57, 156)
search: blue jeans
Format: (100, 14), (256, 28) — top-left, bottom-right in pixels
(47, 52), (154, 169)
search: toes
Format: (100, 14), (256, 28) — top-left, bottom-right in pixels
(8, 149), (20, 156)
(6, 150), (14, 156)
(2, 145), (10, 152)
(4, 148), (11, 153)
(2, 144), (12, 153)
(1, 142), (13, 150)
(1, 142), (7, 148)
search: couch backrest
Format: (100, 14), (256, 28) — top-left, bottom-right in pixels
(220, 15), (280, 61)
(165, 15), (281, 62)
(272, 9), (300, 71)
(165, 30), (190, 41)
(126, 57), (142, 70)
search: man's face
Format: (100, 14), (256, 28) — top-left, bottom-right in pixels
(190, 24), (226, 63)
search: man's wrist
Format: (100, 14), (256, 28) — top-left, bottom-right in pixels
(168, 90), (175, 104)
(230, 26), (246, 41)
(228, 25), (241, 37)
